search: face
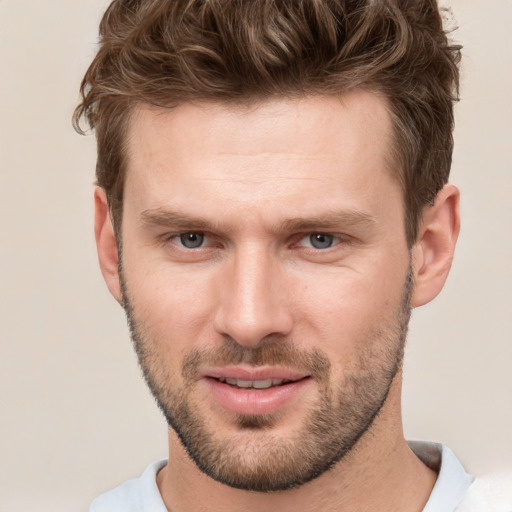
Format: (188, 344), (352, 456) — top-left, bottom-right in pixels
(118, 93), (413, 491)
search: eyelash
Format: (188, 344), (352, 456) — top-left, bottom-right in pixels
(162, 231), (349, 251)
(162, 232), (212, 250)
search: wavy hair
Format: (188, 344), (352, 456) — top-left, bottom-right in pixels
(74, 0), (461, 246)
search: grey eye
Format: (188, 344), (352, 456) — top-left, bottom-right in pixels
(309, 233), (334, 249)
(179, 232), (204, 248)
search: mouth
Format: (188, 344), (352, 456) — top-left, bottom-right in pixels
(201, 367), (312, 416)
(214, 377), (302, 389)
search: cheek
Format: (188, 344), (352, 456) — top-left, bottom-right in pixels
(122, 254), (219, 354)
(292, 263), (407, 357)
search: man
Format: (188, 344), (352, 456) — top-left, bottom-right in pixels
(75, 1), (475, 510)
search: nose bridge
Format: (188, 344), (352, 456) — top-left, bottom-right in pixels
(213, 243), (292, 346)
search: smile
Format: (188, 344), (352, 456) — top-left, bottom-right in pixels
(216, 377), (294, 389)
(202, 368), (312, 415)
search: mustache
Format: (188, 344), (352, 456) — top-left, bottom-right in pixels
(181, 336), (331, 383)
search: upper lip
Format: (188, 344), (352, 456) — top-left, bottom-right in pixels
(200, 366), (309, 382)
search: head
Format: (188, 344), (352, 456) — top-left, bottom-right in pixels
(75, 0), (461, 247)
(77, 0), (461, 493)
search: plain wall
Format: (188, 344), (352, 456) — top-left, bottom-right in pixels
(1, 1), (511, 510)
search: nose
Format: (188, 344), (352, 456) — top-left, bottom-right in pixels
(213, 245), (293, 347)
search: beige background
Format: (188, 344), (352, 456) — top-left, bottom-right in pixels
(1, 1), (511, 510)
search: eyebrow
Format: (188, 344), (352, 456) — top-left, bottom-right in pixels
(140, 208), (376, 233)
(279, 211), (376, 232)
(141, 209), (218, 231)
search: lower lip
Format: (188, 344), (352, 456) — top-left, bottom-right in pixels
(205, 378), (311, 416)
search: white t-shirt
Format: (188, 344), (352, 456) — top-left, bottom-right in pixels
(88, 442), (480, 512)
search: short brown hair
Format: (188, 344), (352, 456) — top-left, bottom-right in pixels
(74, 0), (461, 246)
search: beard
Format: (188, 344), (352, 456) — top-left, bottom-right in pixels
(120, 267), (413, 492)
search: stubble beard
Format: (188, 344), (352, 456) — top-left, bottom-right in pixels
(120, 267), (413, 492)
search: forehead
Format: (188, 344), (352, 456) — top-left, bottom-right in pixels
(127, 92), (393, 166)
(123, 92), (400, 225)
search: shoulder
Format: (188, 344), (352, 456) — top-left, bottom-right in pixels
(409, 441), (512, 512)
(89, 460), (168, 512)
(457, 472), (512, 512)
(409, 441), (474, 512)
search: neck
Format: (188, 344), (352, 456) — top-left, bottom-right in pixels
(157, 374), (436, 512)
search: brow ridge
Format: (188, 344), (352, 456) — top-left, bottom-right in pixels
(140, 207), (376, 234)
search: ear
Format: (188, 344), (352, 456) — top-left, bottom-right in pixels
(94, 187), (123, 304)
(410, 184), (460, 308)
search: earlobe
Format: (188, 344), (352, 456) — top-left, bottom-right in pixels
(411, 184), (460, 308)
(94, 187), (123, 304)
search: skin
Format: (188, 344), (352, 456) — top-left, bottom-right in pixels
(95, 92), (460, 511)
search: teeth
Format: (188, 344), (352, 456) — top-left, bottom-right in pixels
(252, 379), (274, 389)
(228, 378), (251, 388)
(219, 378), (287, 389)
